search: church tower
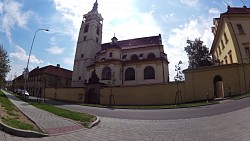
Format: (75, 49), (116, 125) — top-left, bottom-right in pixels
(72, 0), (103, 87)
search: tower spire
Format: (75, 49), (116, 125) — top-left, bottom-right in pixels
(91, 0), (98, 12)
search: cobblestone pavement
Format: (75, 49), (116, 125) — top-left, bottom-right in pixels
(2, 91), (83, 135)
(1, 106), (250, 141)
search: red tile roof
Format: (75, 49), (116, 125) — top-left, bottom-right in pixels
(226, 6), (250, 14)
(101, 34), (162, 51)
(29, 65), (72, 79)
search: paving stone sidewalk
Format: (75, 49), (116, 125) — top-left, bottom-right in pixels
(2, 90), (84, 135)
(2, 107), (250, 141)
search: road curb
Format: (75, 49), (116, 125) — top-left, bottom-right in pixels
(0, 121), (49, 138)
(88, 115), (100, 128)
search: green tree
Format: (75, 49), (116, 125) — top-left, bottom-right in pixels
(184, 38), (212, 68)
(0, 44), (11, 86)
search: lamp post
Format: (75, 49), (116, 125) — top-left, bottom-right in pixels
(24, 29), (49, 98)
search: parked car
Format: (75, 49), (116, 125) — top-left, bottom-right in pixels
(16, 89), (22, 95)
(20, 90), (29, 98)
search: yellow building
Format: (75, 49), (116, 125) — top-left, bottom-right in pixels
(45, 6), (250, 105)
(211, 6), (250, 65)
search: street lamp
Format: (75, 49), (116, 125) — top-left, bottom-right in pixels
(23, 29), (49, 98)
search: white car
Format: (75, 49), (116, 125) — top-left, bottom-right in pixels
(21, 90), (29, 98)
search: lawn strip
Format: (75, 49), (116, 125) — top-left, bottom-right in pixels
(12, 93), (95, 128)
(0, 91), (41, 132)
(230, 93), (250, 100)
(81, 101), (219, 109)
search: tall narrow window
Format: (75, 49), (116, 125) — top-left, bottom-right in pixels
(83, 36), (86, 41)
(224, 56), (228, 64)
(144, 66), (155, 79)
(102, 67), (111, 80)
(84, 24), (89, 33)
(218, 45), (222, 54)
(224, 33), (228, 44)
(81, 54), (84, 58)
(125, 67), (135, 80)
(237, 24), (244, 34)
(109, 52), (113, 58)
(228, 50), (233, 64)
(96, 38), (98, 43)
(215, 50), (219, 58)
(221, 40), (225, 49)
(96, 27), (100, 35)
(243, 43), (250, 62)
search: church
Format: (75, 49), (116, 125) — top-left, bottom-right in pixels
(72, 1), (169, 87)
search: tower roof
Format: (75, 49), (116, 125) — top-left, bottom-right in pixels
(91, 0), (98, 12)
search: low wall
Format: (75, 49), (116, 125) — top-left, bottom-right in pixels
(45, 87), (85, 102)
(100, 83), (185, 105)
(44, 83), (185, 105)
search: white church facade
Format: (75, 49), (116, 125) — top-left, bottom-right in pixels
(72, 1), (169, 87)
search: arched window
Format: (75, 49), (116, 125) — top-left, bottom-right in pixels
(144, 66), (155, 79)
(125, 67), (135, 80)
(102, 67), (111, 80)
(131, 54), (139, 60)
(147, 53), (156, 59)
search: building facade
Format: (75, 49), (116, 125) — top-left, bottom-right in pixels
(13, 64), (72, 96)
(45, 6), (250, 105)
(72, 1), (169, 87)
(211, 6), (250, 65)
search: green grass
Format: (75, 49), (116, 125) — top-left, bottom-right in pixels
(0, 91), (15, 113)
(2, 117), (35, 131)
(11, 93), (95, 128)
(0, 91), (38, 132)
(29, 102), (94, 127)
(82, 101), (219, 109)
(230, 93), (250, 100)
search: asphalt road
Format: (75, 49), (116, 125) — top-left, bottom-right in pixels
(45, 96), (250, 120)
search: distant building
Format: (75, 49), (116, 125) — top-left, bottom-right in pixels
(13, 64), (72, 96)
(72, 1), (169, 87)
(211, 6), (250, 65)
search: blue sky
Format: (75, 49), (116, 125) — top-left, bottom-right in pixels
(1, 0), (249, 81)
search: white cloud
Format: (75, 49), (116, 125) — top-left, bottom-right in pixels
(46, 37), (65, 54)
(10, 45), (43, 64)
(209, 8), (220, 15)
(63, 57), (74, 67)
(0, 0), (32, 43)
(51, 0), (161, 43)
(46, 46), (64, 54)
(165, 18), (214, 81)
(180, 0), (199, 7)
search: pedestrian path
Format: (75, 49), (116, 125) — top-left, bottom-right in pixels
(2, 90), (84, 136)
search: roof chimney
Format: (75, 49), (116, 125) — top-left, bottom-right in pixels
(36, 66), (39, 69)
(56, 64), (60, 68)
